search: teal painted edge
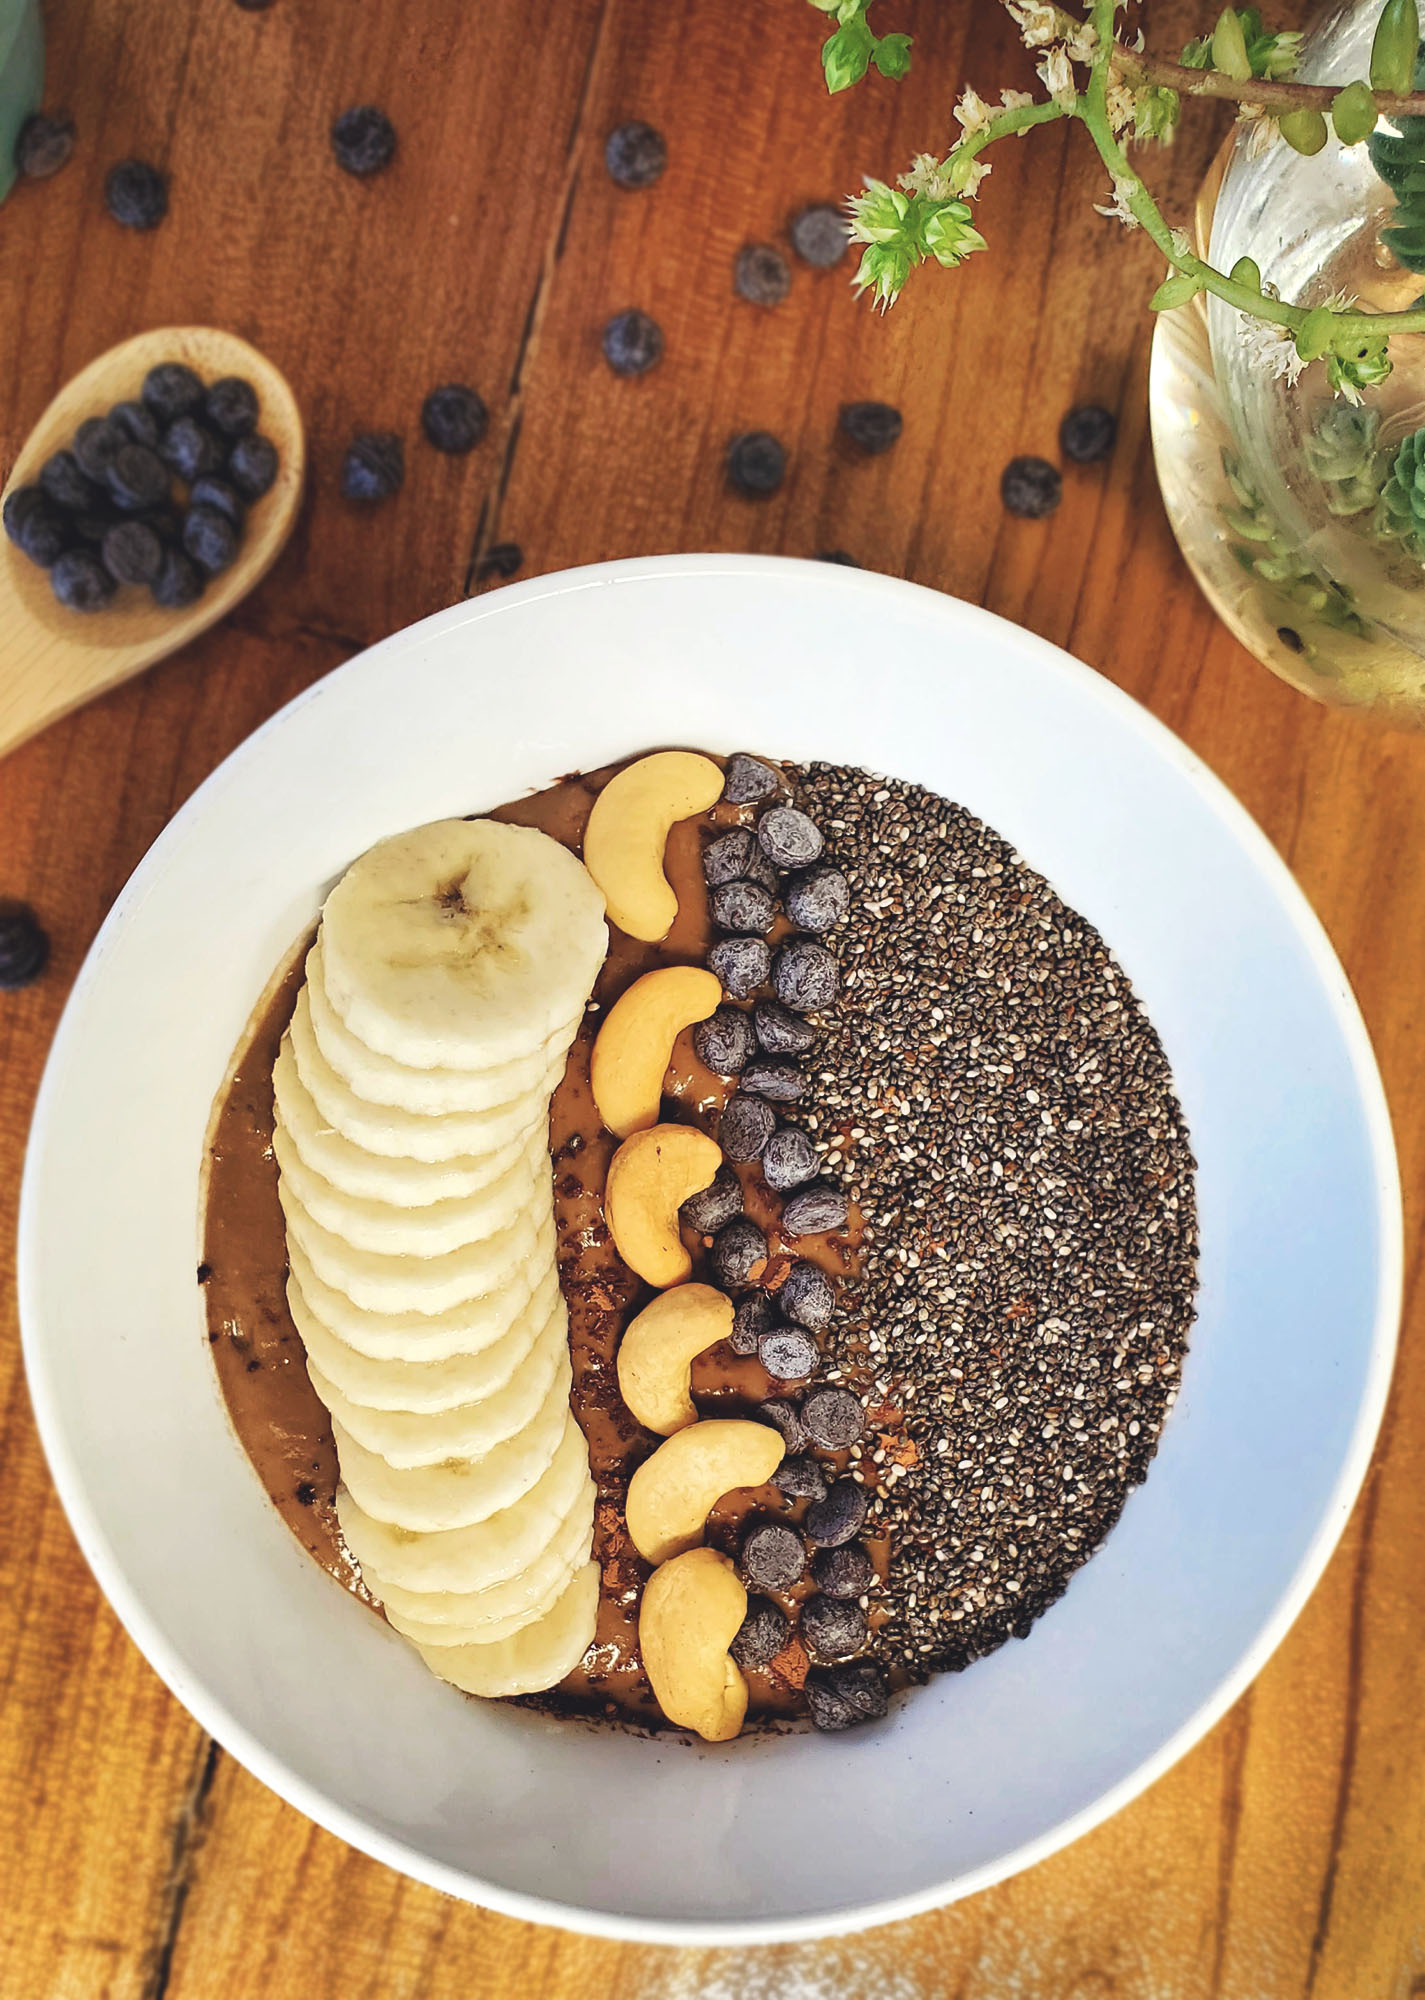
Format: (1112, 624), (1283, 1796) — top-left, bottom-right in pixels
(0, 0), (46, 206)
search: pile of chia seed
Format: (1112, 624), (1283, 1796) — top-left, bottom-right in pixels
(787, 764), (1199, 1681)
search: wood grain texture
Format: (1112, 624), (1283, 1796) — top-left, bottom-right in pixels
(1, 1), (1423, 1995)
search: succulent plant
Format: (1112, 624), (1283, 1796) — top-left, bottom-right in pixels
(1377, 424), (1425, 555)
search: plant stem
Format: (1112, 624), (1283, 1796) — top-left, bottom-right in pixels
(1113, 44), (1425, 117)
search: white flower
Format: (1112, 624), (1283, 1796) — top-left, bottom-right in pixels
(956, 157), (994, 198)
(1094, 179), (1140, 229)
(1005, 0), (1060, 49)
(1000, 88), (1035, 115)
(1037, 46), (1076, 104)
(1170, 227), (1192, 259)
(955, 86), (995, 139)
(1238, 312), (1305, 386)
(1242, 113), (1275, 158)
(1106, 77), (1137, 135)
(1064, 20), (1099, 63)
(1321, 289), (1357, 312)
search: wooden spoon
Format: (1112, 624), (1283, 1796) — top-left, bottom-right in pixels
(0, 325), (305, 759)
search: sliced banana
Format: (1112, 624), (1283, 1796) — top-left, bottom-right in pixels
(413, 1559), (600, 1698)
(336, 1412), (592, 1592)
(306, 938), (581, 1116)
(273, 1039), (531, 1207)
(288, 1261), (559, 1411)
(376, 1498), (595, 1647)
(320, 818), (607, 1071)
(307, 1298), (567, 1467)
(333, 1355), (572, 1532)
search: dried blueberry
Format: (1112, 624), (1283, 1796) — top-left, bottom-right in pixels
(801, 1385), (864, 1451)
(789, 203), (848, 268)
(50, 548), (116, 611)
(104, 159), (168, 230)
(702, 827), (773, 890)
(204, 376), (259, 439)
(728, 431), (786, 497)
(109, 400), (160, 449)
(779, 1259), (834, 1330)
(782, 1179), (849, 1237)
(806, 1661), (888, 1732)
(138, 499), (184, 543)
(73, 416), (124, 483)
(805, 1478), (867, 1547)
(816, 549), (860, 566)
(39, 450), (98, 513)
(718, 1093), (776, 1163)
(753, 997), (816, 1056)
(839, 401), (902, 455)
(680, 1164), (743, 1235)
(801, 1593), (867, 1662)
(709, 1215), (767, 1287)
(692, 1004), (755, 1075)
(228, 433), (278, 501)
(477, 541), (522, 581)
(151, 545), (205, 608)
(421, 383), (488, 453)
(3, 486), (70, 567)
(342, 432), (404, 503)
(604, 121), (666, 189)
(183, 503), (239, 575)
(773, 1453), (827, 1502)
(735, 243), (791, 307)
(739, 1521), (806, 1591)
(100, 520), (163, 586)
(762, 1125), (820, 1192)
(15, 112), (75, 180)
(709, 934), (770, 1000)
(1001, 455), (1062, 519)
(188, 476), (244, 528)
(1060, 403), (1117, 464)
(757, 1397), (805, 1451)
(759, 1323), (818, 1381)
(331, 105), (396, 177)
(160, 417), (225, 484)
(722, 753), (781, 805)
(811, 1542), (875, 1599)
(602, 310), (663, 378)
(711, 880), (776, 935)
(0, 904), (49, 988)
(757, 805), (823, 870)
(784, 863), (849, 932)
(772, 935), (838, 1013)
(739, 1057), (804, 1104)
(731, 1292), (774, 1355)
(70, 501), (120, 544)
(730, 1595), (790, 1670)
(106, 444), (170, 511)
(142, 363), (204, 425)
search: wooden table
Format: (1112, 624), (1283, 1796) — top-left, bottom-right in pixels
(3, 2), (1422, 1993)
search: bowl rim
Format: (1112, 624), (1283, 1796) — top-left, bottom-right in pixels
(18, 553), (1404, 1946)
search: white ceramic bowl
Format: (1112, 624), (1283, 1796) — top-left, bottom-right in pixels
(19, 557), (1401, 1944)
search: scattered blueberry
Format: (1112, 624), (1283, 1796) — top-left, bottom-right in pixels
(421, 383), (488, 453)
(784, 863), (849, 932)
(709, 1215), (768, 1287)
(104, 158), (168, 230)
(731, 1596), (790, 1670)
(106, 444), (170, 511)
(204, 376), (259, 439)
(1001, 455), (1062, 519)
(711, 880), (776, 935)
(801, 1594), (867, 1663)
(151, 545), (205, 608)
(739, 1521), (806, 1591)
(227, 432), (279, 501)
(101, 520), (164, 586)
(772, 934), (838, 1013)
(693, 1004), (755, 1075)
(234, 0), (275, 9)
(109, 400), (160, 450)
(731, 1292), (775, 1355)
(779, 1259), (834, 1330)
(806, 1661), (888, 1732)
(782, 1179), (850, 1236)
(1060, 403), (1117, 464)
(680, 1164), (744, 1235)
(3, 486), (70, 567)
(735, 243), (791, 307)
(728, 431), (786, 497)
(759, 1323), (818, 1381)
(709, 934), (770, 1000)
(142, 363), (204, 425)
(801, 1386), (864, 1451)
(477, 541), (523, 581)
(789, 203), (848, 268)
(331, 105), (396, 177)
(39, 450), (98, 513)
(188, 476), (244, 528)
(762, 1125), (820, 1192)
(815, 549), (860, 566)
(722, 753), (782, 805)
(757, 805), (823, 870)
(72, 416), (124, 483)
(342, 432), (404, 503)
(805, 1478), (868, 1549)
(812, 1542), (875, 1600)
(601, 310), (663, 378)
(739, 1057), (804, 1104)
(604, 121), (666, 189)
(753, 997), (817, 1056)
(839, 401), (902, 455)
(50, 548), (116, 611)
(757, 1397), (805, 1452)
(15, 112), (75, 180)
(0, 904), (50, 988)
(183, 503), (240, 575)
(773, 1453), (827, 1502)
(159, 417), (225, 484)
(718, 1093), (776, 1163)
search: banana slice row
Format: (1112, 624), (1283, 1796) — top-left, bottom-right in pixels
(275, 818), (608, 1698)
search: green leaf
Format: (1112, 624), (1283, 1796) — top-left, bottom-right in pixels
(1230, 254), (1263, 289)
(1371, 0), (1421, 94)
(1294, 305), (1338, 361)
(1150, 270), (1206, 310)
(1134, 85), (1180, 142)
(823, 17), (875, 91)
(1180, 33), (1213, 67)
(1332, 80), (1380, 145)
(872, 31), (913, 78)
(1211, 8), (1253, 80)
(1278, 106), (1329, 154)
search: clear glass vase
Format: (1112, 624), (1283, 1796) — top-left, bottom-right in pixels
(1150, 0), (1425, 725)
